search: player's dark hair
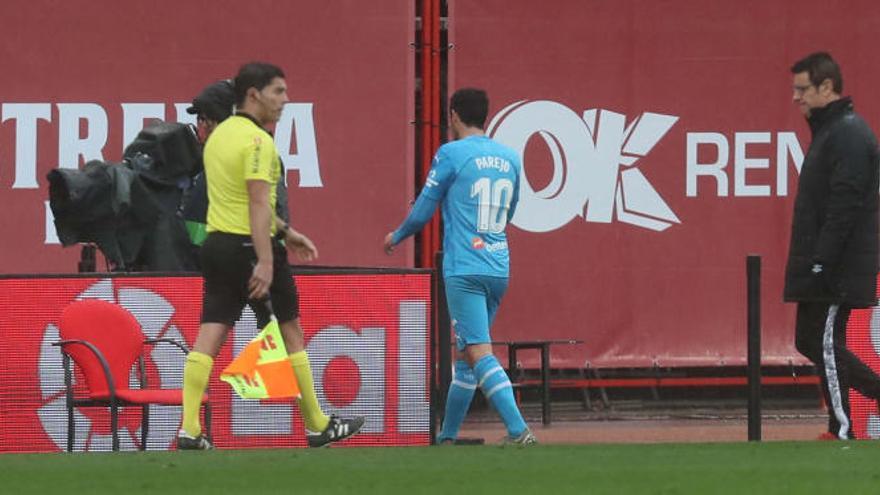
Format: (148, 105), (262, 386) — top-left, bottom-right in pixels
(233, 62), (285, 107)
(450, 88), (489, 128)
(790, 52), (843, 94)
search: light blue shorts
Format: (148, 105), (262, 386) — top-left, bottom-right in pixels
(444, 275), (509, 352)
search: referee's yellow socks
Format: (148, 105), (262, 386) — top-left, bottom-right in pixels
(290, 351), (330, 432)
(182, 351), (214, 437)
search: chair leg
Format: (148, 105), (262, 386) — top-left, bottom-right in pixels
(63, 355), (74, 452)
(592, 368), (611, 409)
(67, 400), (74, 453)
(579, 368), (591, 410)
(141, 405), (149, 451)
(111, 402), (119, 452)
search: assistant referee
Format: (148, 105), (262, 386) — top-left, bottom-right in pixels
(177, 62), (364, 450)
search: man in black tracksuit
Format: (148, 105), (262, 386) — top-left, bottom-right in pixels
(784, 52), (880, 440)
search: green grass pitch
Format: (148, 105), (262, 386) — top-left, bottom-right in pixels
(1, 442), (879, 494)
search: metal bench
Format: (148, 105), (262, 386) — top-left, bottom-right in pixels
(492, 339), (583, 425)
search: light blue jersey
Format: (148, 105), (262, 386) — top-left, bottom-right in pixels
(392, 135), (521, 278)
(394, 131), (530, 442)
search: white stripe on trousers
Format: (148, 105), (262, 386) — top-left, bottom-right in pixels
(822, 304), (851, 440)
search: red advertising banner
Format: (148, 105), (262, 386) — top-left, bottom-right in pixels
(0, 0), (415, 273)
(450, 0), (880, 368)
(0, 272), (432, 452)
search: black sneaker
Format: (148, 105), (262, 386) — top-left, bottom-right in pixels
(307, 415), (365, 447)
(177, 430), (214, 450)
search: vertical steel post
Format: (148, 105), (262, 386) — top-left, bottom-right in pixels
(747, 255), (762, 441)
(434, 251), (451, 433)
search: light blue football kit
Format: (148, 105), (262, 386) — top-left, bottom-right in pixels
(391, 134), (527, 442)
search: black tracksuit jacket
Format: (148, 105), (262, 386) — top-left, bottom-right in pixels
(784, 97), (880, 308)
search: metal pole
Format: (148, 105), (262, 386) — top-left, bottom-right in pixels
(418, 0), (441, 269)
(747, 255), (762, 441)
(434, 251), (451, 425)
(429, 259), (438, 444)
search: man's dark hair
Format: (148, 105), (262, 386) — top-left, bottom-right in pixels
(450, 88), (489, 128)
(187, 80), (235, 122)
(790, 52), (843, 94)
(233, 62), (285, 107)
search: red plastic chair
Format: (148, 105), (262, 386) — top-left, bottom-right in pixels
(53, 299), (210, 451)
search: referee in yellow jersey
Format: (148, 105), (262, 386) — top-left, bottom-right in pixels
(177, 62), (364, 450)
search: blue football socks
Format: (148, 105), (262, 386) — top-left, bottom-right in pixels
(438, 360), (478, 442)
(473, 354), (527, 437)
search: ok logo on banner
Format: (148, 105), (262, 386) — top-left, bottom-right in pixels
(487, 100), (680, 232)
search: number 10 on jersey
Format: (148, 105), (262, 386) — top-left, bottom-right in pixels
(471, 178), (514, 234)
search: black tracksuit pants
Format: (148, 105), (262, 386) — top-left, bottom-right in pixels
(795, 302), (880, 439)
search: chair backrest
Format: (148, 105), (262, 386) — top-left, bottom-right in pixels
(58, 299), (145, 396)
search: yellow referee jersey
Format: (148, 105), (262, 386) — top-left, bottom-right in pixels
(203, 114), (280, 235)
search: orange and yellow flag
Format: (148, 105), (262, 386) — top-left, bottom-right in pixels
(220, 320), (301, 399)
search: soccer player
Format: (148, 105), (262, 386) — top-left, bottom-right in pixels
(178, 62), (364, 450)
(384, 88), (535, 445)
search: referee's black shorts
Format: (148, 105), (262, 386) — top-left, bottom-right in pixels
(200, 232), (300, 326)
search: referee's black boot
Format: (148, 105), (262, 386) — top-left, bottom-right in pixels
(307, 415), (365, 447)
(176, 430), (214, 450)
